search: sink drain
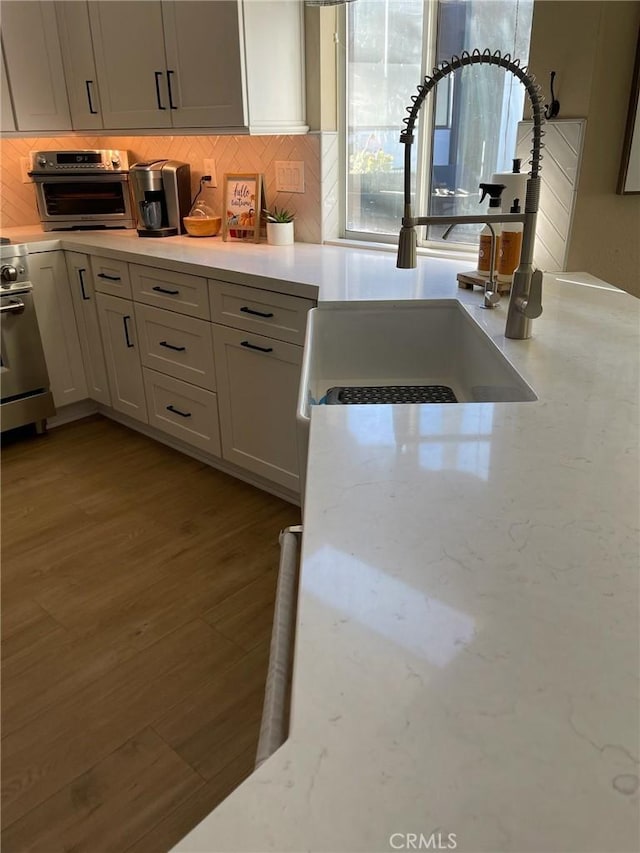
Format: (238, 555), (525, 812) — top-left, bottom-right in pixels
(324, 385), (458, 404)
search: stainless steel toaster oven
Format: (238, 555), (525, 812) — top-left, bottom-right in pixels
(29, 149), (135, 231)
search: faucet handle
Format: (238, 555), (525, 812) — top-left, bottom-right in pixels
(523, 268), (543, 319)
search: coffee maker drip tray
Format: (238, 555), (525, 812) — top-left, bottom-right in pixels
(136, 226), (178, 238)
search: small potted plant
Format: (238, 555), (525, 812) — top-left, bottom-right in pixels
(263, 206), (295, 246)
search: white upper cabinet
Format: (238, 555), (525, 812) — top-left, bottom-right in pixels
(3, 0), (306, 135)
(55, 1), (103, 130)
(84, 0), (248, 130)
(87, 1), (172, 129)
(1, 44), (16, 132)
(1, 1), (71, 131)
(161, 1), (246, 129)
(243, 0), (307, 135)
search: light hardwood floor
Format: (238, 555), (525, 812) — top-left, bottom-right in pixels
(1, 415), (300, 853)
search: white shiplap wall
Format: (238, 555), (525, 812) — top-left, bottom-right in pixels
(517, 119), (586, 272)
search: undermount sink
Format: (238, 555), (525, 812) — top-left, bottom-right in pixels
(297, 300), (537, 424)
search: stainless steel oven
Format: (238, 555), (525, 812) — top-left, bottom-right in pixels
(0, 245), (55, 433)
(29, 149), (135, 231)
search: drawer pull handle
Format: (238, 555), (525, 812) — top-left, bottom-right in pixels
(166, 404), (191, 418)
(152, 285), (180, 295)
(98, 273), (121, 282)
(241, 340), (273, 354)
(123, 315), (134, 348)
(240, 306), (274, 318)
(159, 340), (186, 352)
(78, 268), (90, 300)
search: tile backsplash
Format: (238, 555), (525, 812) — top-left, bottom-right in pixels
(0, 133), (323, 242)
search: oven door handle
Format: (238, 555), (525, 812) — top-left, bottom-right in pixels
(0, 298), (25, 315)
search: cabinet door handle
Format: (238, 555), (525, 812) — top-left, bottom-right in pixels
(167, 70), (177, 109)
(241, 340), (273, 353)
(123, 315), (134, 348)
(85, 80), (98, 114)
(159, 340), (186, 352)
(78, 268), (90, 300)
(97, 272), (121, 282)
(154, 71), (166, 110)
(152, 285), (180, 295)
(240, 306), (274, 318)
(166, 404), (191, 418)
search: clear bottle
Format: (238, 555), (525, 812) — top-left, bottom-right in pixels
(188, 199), (216, 218)
(476, 183), (505, 278)
(497, 198), (523, 285)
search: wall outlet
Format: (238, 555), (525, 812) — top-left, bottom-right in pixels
(203, 159), (217, 188)
(20, 157), (32, 183)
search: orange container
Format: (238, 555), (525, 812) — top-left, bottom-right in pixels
(183, 216), (222, 237)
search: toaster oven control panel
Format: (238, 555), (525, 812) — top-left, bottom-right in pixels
(29, 149), (129, 174)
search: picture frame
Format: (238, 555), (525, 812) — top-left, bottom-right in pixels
(618, 31), (640, 195)
(222, 173), (266, 242)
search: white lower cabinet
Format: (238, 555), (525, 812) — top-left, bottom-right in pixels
(210, 280), (314, 345)
(90, 256), (132, 299)
(131, 264), (210, 320)
(60, 250), (313, 497)
(67, 252), (111, 406)
(95, 292), (148, 424)
(213, 324), (303, 493)
(134, 302), (216, 391)
(143, 368), (221, 456)
(30, 251), (88, 408)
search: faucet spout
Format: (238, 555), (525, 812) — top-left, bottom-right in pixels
(397, 224), (417, 269)
(396, 49), (546, 340)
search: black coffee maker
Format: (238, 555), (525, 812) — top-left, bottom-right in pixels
(129, 160), (191, 237)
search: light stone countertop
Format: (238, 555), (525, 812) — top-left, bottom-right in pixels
(5, 227), (639, 852)
(1, 225), (470, 302)
(177, 274), (640, 853)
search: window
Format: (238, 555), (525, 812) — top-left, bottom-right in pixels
(345, 0), (534, 246)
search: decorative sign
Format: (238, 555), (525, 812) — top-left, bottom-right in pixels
(222, 173), (265, 242)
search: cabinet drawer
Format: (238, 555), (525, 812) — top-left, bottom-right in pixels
(143, 368), (221, 457)
(91, 256), (131, 298)
(134, 303), (216, 391)
(210, 280), (314, 345)
(131, 264), (210, 319)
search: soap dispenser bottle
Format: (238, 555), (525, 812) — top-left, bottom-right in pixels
(497, 198), (524, 286)
(476, 183), (505, 278)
